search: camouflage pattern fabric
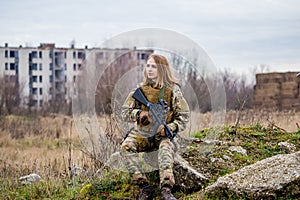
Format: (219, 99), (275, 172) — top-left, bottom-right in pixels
(121, 83), (189, 133)
(120, 130), (175, 187)
(120, 83), (189, 187)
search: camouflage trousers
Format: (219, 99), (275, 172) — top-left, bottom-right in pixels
(120, 129), (175, 187)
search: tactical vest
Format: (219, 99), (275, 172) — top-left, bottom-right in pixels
(140, 85), (173, 123)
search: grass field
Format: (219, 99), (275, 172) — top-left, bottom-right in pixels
(0, 110), (299, 199)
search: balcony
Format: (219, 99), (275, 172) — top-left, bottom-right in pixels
(54, 64), (64, 70)
(54, 78), (64, 83)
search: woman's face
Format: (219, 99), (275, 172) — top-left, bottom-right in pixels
(146, 57), (158, 81)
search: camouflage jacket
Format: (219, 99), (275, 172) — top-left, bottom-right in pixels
(121, 83), (190, 133)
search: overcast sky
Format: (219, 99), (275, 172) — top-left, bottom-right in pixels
(1, 0), (300, 74)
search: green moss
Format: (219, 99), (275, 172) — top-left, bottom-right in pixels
(192, 128), (210, 138)
(79, 170), (136, 199)
(242, 141), (254, 149)
(250, 122), (266, 132)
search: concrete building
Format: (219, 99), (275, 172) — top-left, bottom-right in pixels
(0, 43), (152, 109)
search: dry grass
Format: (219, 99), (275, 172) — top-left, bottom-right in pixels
(0, 115), (92, 182)
(1, 109), (299, 180)
(190, 109), (300, 134)
(0, 110), (299, 198)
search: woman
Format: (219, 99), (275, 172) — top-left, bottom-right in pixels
(121, 54), (190, 200)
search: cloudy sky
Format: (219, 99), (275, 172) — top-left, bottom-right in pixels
(1, 0), (300, 74)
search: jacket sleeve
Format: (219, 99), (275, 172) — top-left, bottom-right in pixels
(121, 88), (141, 122)
(168, 84), (190, 132)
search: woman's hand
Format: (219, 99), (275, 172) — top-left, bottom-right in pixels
(137, 111), (151, 126)
(157, 125), (166, 136)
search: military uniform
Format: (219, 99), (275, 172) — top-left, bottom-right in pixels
(120, 82), (190, 187)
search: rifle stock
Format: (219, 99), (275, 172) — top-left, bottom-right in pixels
(132, 88), (152, 108)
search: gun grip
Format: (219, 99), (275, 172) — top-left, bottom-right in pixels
(141, 116), (147, 123)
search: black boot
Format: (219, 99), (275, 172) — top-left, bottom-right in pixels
(160, 185), (177, 200)
(138, 183), (154, 200)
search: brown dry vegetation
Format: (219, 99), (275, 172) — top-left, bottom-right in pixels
(0, 115), (91, 183)
(0, 110), (299, 199)
(190, 109), (300, 134)
(2, 110), (300, 175)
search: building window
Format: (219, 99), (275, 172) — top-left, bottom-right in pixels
(49, 51), (53, 59)
(39, 76), (43, 83)
(64, 63), (67, 70)
(32, 88), (38, 95)
(5, 50), (8, 58)
(31, 51), (38, 58)
(32, 76), (38, 83)
(78, 51), (84, 59)
(39, 100), (43, 106)
(10, 63), (15, 70)
(141, 53), (146, 60)
(32, 100), (38, 106)
(39, 88), (43, 95)
(49, 75), (53, 83)
(32, 63), (38, 70)
(9, 75), (17, 81)
(65, 75), (67, 82)
(99, 52), (104, 59)
(78, 64), (82, 69)
(49, 63), (53, 70)
(73, 51), (76, 59)
(10, 51), (17, 58)
(73, 75), (76, 82)
(73, 63), (76, 70)
(39, 51), (42, 58)
(39, 63), (43, 70)
(5, 63), (8, 70)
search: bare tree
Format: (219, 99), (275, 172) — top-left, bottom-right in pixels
(95, 50), (148, 114)
(219, 69), (253, 110)
(0, 77), (5, 114)
(0, 75), (24, 115)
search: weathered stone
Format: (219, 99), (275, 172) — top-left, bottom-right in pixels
(229, 146), (247, 155)
(205, 151), (300, 199)
(278, 141), (297, 153)
(210, 157), (224, 163)
(222, 155), (231, 161)
(19, 173), (41, 185)
(70, 163), (84, 178)
(173, 154), (208, 194)
(202, 139), (222, 146)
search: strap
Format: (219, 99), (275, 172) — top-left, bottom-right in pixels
(158, 86), (165, 101)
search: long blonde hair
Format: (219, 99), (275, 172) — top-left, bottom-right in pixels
(143, 54), (178, 88)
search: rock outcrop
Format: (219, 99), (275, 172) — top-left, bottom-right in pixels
(173, 154), (208, 193)
(19, 173), (41, 185)
(278, 141), (297, 153)
(205, 151), (300, 199)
